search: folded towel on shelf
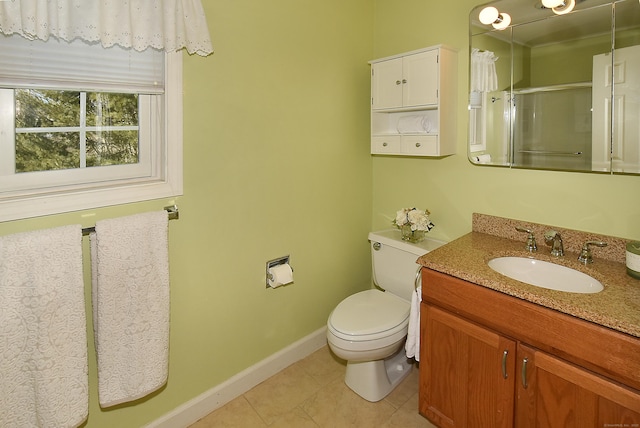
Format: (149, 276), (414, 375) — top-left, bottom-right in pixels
(405, 285), (421, 361)
(0, 225), (88, 428)
(91, 210), (170, 408)
(397, 115), (433, 134)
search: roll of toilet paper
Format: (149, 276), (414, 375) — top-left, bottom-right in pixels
(268, 264), (293, 288)
(473, 154), (492, 163)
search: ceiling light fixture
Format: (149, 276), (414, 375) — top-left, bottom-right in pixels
(541, 0), (576, 15)
(479, 6), (512, 30)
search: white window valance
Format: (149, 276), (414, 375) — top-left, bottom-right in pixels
(0, 0), (213, 56)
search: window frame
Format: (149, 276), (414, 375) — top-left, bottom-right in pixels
(0, 52), (183, 223)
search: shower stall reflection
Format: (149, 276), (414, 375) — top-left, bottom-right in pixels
(485, 85), (594, 172)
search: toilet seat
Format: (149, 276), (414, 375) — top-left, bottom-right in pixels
(328, 289), (410, 342)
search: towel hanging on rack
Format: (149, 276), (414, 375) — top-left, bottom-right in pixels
(405, 285), (422, 361)
(0, 225), (88, 427)
(90, 210), (170, 407)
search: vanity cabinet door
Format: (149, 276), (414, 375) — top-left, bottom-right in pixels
(516, 344), (640, 428)
(420, 304), (516, 428)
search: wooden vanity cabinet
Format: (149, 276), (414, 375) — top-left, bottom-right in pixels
(419, 268), (640, 428)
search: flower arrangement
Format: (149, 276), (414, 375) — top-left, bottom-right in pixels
(393, 208), (434, 243)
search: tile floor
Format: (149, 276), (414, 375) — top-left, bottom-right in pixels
(189, 345), (437, 428)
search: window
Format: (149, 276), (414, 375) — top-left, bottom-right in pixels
(0, 36), (183, 222)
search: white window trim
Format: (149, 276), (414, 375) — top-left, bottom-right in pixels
(0, 52), (183, 223)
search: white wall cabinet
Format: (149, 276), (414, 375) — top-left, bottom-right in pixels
(370, 45), (457, 157)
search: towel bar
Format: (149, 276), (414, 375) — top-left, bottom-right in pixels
(81, 205), (179, 236)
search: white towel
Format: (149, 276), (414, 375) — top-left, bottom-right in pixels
(0, 225), (88, 428)
(91, 211), (170, 408)
(405, 285), (421, 361)
(397, 115), (433, 134)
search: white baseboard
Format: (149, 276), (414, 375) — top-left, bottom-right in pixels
(146, 326), (327, 428)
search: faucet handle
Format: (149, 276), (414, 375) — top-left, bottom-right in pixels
(577, 241), (607, 264)
(515, 226), (537, 252)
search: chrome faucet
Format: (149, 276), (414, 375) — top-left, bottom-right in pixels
(515, 226), (537, 252)
(577, 241), (607, 264)
(544, 230), (564, 257)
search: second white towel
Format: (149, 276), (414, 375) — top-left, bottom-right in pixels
(405, 285), (421, 361)
(91, 211), (170, 408)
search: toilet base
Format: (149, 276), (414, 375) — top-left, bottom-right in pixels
(344, 346), (414, 402)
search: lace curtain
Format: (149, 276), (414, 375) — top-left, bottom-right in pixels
(0, 0), (213, 56)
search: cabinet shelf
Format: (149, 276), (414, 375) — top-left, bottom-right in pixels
(369, 45), (457, 157)
(373, 104), (438, 113)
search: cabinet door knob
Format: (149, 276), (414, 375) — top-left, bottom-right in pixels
(395, 80), (402, 85)
(382, 142), (388, 147)
(402, 79), (407, 84)
(415, 142), (421, 148)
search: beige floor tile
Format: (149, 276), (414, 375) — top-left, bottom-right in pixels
(296, 346), (346, 386)
(190, 345), (430, 428)
(382, 392), (437, 428)
(301, 377), (397, 427)
(384, 363), (420, 409)
(188, 396), (267, 428)
(244, 362), (322, 425)
(268, 406), (320, 428)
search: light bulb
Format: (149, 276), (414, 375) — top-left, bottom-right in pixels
(479, 6), (499, 25)
(552, 0), (575, 14)
(542, 0), (564, 8)
(493, 13), (511, 30)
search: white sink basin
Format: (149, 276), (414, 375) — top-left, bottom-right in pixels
(487, 257), (603, 294)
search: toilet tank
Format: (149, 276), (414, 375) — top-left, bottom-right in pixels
(369, 229), (446, 301)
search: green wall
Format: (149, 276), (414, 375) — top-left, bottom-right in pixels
(372, 0), (640, 243)
(1, 1), (639, 426)
(0, 1), (374, 426)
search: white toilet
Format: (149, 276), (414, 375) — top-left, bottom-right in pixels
(326, 229), (446, 402)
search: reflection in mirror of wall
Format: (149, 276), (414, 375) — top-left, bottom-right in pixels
(468, 0), (640, 175)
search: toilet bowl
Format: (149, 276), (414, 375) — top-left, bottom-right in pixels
(326, 229), (446, 402)
(327, 289), (412, 402)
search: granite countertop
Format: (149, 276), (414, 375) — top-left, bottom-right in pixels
(417, 231), (640, 338)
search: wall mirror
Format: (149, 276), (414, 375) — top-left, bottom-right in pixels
(468, 0), (640, 174)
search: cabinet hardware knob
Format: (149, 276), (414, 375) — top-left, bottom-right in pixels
(382, 142), (388, 147)
(402, 79), (407, 84)
(502, 350), (508, 379)
(521, 357), (529, 389)
(396, 80), (402, 85)
(415, 143), (421, 147)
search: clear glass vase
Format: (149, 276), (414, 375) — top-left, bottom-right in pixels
(400, 224), (425, 243)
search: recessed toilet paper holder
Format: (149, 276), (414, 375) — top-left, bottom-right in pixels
(266, 255), (293, 288)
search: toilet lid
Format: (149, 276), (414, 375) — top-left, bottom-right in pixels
(328, 289), (409, 339)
